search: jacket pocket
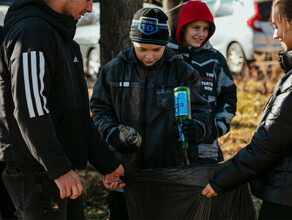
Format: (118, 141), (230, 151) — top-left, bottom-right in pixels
(156, 86), (175, 111)
(109, 81), (143, 123)
(2, 165), (24, 211)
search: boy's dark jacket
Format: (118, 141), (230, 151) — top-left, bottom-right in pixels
(91, 46), (211, 173)
(168, 29), (237, 163)
(167, 1), (236, 163)
(0, 0), (120, 179)
(210, 51), (292, 207)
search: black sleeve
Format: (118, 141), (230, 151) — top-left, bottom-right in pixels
(179, 61), (211, 144)
(215, 55), (237, 137)
(90, 64), (120, 140)
(209, 90), (292, 193)
(7, 24), (71, 180)
(88, 120), (121, 175)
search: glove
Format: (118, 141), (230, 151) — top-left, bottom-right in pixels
(107, 126), (141, 154)
(181, 119), (200, 144)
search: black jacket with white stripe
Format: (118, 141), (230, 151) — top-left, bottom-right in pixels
(0, 0), (120, 179)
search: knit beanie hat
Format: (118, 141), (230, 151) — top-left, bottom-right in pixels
(175, 1), (215, 46)
(130, 8), (169, 45)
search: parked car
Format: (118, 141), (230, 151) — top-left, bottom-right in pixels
(0, 5), (8, 25)
(74, 0), (163, 79)
(202, 0), (283, 73)
(74, 0), (100, 79)
(0, 1), (11, 25)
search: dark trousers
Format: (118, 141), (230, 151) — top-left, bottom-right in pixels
(0, 162), (17, 220)
(258, 201), (292, 220)
(1, 163), (68, 220)
(67, 196), (85, 220)
(106, 191), (129, 220)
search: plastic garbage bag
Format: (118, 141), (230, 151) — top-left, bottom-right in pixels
(122, 165), (256, 220)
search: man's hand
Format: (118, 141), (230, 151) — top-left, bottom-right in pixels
(202, 183), (218, 198)
(102, 164), (125, 190)
(54, 170), (83, 199)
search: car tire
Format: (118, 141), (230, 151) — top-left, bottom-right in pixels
(87, 48), (100, 79)
(227, 42), (246, 73)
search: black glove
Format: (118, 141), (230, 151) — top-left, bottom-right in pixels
(108, 127), (140, 154)
(181, 119), (200, 144)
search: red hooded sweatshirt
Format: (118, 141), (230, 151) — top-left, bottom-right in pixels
(175, 1), (216, 47)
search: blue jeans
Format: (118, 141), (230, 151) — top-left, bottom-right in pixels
(1, 163), (68, 220)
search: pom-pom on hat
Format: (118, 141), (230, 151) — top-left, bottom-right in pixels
(130, 8), (169, 45)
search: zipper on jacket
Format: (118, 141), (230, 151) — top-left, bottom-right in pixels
(141, 68), (149, 166)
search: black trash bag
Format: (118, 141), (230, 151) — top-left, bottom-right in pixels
(122, 165), (256, 220)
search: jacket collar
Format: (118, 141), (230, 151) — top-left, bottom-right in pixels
(118, 46), (183, 70)
(278, 50), (292, 74)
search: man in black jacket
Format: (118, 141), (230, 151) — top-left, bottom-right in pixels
(0, 0), (124, 219)
(0, 25), (17, 220)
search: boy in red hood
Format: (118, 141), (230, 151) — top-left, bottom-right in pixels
(168, 1), (237, 164)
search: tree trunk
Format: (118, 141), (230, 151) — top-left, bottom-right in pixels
(100, 0), (143, 67)
(162, 0), (183, 33)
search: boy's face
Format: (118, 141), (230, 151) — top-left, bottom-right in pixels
(182, 20), (210, 48)
(63, 0), (92, 20)
(133, 42), (165, 67)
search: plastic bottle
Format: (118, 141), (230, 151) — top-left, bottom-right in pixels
(118, 125), (142, 147)
(174, 86), (191, 149)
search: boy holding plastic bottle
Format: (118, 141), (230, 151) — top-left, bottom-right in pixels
(91, 7), (211, 219)
(168, 1), (237, 164)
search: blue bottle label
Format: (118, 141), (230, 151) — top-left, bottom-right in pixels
(174, 91), (188, 116)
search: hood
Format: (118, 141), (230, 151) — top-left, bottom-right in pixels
(169, 26), (213, 52)
(118, 46), (183, 68)
(4, 0), (76, 42)
(175, 1), (215, 47)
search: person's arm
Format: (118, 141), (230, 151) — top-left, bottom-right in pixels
(179, 62), (211, 144)
(215, 56), (237, 137)
(8, 25), (72, 179)
(203, 90), (292, 196)
(88, 121), (122, 174)
(5, 24), (85, 198)
(90, 64), (120, 140)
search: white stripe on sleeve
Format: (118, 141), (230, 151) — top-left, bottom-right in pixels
(31, 51), (44, 116)
(38, 52), (49, 114)
(23, 52), (36, 118)
(22, 51), (49, 118)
